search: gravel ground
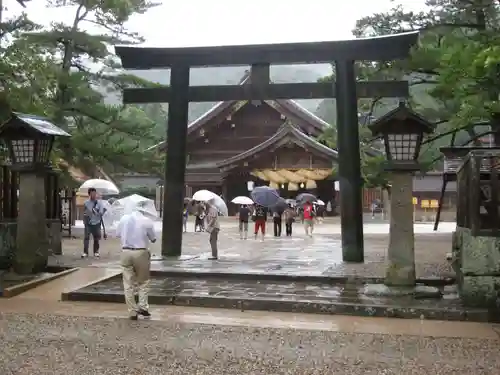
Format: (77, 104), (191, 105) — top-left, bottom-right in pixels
(1, 313), (498, 374)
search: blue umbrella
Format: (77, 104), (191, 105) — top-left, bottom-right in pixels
(251, 186), (280, 208)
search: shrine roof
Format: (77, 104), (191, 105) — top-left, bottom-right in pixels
(148, 71), (331, 152)
(217, 124), (338, 170)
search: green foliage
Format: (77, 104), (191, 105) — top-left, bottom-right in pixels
(316, 0), (500, 187)
(1, 0), (164, 180)
(353, 0), (500, 133)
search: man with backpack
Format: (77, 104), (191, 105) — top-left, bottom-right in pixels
(253, 204), (268, 242)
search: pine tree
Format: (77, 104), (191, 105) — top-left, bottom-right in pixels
(19, 0), (164, 176)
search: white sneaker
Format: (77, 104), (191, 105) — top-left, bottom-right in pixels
(81, 253), (88, 258)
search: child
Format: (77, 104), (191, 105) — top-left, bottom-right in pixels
(183, 204), (189, 232)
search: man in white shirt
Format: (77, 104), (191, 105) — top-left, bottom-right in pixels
(115, 202), (156, 320)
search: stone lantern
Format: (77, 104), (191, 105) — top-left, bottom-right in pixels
(369, 101), (434, 171)
(0, 112), (70, 274)
(368, 102), (435, 287)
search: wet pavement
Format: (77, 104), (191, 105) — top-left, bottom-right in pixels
(64, 274), (493, 322)
(54, 221), (454, 280)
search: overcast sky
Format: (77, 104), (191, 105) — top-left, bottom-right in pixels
(4, 0), (427, 47)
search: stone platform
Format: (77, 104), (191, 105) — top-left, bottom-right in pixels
(63, 273), (497, 322)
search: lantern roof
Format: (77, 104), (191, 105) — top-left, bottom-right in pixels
(368, 102), (434, 136)
(0, 112), (70, 137)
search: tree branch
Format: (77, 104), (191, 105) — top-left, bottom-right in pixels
(426, 130), (493, 167)
(421, 121), (490, 145)
(66, 107), (112, 126)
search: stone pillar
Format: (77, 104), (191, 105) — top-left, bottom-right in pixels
(382, 187), (391, 220)
(14, 171), (49, 274)
(155, 185), (163, 217)
(47, 219), (62, 255)
(385, 172), (415, 286)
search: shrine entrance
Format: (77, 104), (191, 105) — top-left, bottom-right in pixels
(115, 32), (419, 262)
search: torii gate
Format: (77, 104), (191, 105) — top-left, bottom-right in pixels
(115, 32), (419, 262)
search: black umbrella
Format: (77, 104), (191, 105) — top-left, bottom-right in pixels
(251, 186), (280, 208)
(272, 197), (288, 213)
(296, 193), (317, 203)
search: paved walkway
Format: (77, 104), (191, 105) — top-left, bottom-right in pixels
(54, 221), (454, 279)
(1, 268), (499, 374)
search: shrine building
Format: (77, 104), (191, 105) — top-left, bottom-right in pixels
(150, 71), (381, 215)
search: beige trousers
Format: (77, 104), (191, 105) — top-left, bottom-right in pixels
(120, 249), (151, 316)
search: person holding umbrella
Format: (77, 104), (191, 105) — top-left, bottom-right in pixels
(271, 197), (287, 237)
(272, 209), (283, 237)
(82, 187), (107, 258)
(252, 204), (268, 241)
(192, 189), (229, 260)
(205, 202), (220, 260)
(116, 201), (157, 320)
(303, 200), (316, 237)
(250, 186), (280, 242)
(284, 204), (295, 236)
(238, 204), (251, 239)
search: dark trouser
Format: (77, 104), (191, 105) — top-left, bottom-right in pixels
(285, 221), (293, 236)
(273, 218), (282, 237)
(195, 216), (204, 231)
(209, 228), (219, 258)
(84, 223), (101, 254)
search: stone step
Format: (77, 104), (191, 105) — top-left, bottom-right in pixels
(62, 274), (497, 322)
(148, 268), (456, 286)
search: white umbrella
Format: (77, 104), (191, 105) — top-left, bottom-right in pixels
(192, 189), (217, 201)
(104, 194), (158, 226)
(193, 189), (228, 216)
(316, 199), (325, 206)
(207, 195), (229, 216)
(117, 194), (157, 215)
(79, 179), (119, 195)
(231, 196), (253, 205)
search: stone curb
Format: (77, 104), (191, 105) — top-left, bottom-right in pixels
(63, 289), (496, 323)
(1, 267), (78, 298)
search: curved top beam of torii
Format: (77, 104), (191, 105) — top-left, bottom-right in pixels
(115, 31), (420, 69)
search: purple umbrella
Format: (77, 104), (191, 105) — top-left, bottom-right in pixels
(251, 186), (280, 208)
